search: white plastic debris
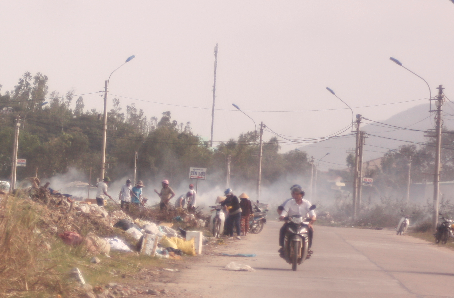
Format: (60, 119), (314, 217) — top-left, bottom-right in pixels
(142, 223), (160, 235)
(159, 225), (179, 238)
(126, 227), (143, 241)
(224, 262), (255, 272)
(105, 237), (132, 252)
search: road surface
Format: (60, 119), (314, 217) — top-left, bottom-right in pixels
(171, 221), (454, 298)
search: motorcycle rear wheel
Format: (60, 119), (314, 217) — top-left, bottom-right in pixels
(250, 220), (264, 234)
(292, 241), (301, 271)
(213, 217), (221, 238)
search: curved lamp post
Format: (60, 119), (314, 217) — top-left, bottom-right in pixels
(101, 55), (135, 180)
(326, 87), (354, 128)
(232, 103), (257, 139)
(389, 57), (431, 100)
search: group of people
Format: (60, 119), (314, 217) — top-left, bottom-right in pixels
(217, 188), (255, 240)
(95, 177), (145, 209)
(154, 180), (197, 212)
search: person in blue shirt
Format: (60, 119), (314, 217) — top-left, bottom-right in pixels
(131, 180), (144, 205)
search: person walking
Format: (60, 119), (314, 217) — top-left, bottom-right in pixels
(131, 180), (144, 206)
(96, 177), (113, 207)
(120, 179), (132, 210)
(154, 180), (175, 211)
(239, 193), (253, 236)
(221, 188), (242, 240)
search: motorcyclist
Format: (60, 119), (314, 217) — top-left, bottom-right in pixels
(278, 185), (316, 256)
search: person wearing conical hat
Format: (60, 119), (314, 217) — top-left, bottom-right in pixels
(239, 193), (253, 236)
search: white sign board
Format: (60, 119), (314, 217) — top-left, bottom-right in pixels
(189, 167), (207, 180)
(16, 159), (26, 167)
(362, 177), (373, 186)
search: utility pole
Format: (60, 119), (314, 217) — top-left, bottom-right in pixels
(226, 154), (231, 188)
(357, 131), (366, 210)
(257, 122), (264, 201)
(309, 156), (314, 199)
(433, 85), (444, 229)
(10, 117), (21, 192)
(406, 156), (412, 204)
(352, 114), (362, 220)
(210, 43), (218, 148)
(134, 151), (138, 185)
(101, 80), (108, 180)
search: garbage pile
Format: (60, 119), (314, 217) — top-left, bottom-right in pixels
(19, 178), (208, 260)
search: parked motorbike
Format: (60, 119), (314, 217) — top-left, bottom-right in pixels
(435, 214), (453, 244)
(281, 205), (316, 271)
(209, 205), (225, 238)
(396, 215), (410, 235)
(249, 204), (268, 234)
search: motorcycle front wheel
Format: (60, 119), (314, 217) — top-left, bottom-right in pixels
(292, 241), (301, 271)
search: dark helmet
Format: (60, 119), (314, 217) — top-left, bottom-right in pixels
(290, 184), (305, 196)
(126, 179), (131, 184)
(224, 188), (233, 195)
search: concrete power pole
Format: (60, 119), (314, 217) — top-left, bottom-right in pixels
(134, 151), (138, 185)
(226, 154), (231, 188)
(210, 43), (218, 148)
(357, 131), (366, 210)
(352, 114), (362, 220)
(257, 122), (264, 201)
(406, 156), (412, 204)
(101, 80), (108, 180)
(10, 117), (21, 192)
(433, 85), (444, 229)
(309, 156), (314, 199)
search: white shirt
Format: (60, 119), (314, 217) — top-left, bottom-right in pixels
(188, 189), (197, 207)
(281, 198), (316, 218)
(120, 184), (132, 202)
(96, 182), (108, 199)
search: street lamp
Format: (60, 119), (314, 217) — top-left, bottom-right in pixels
(326, 87), (354, 128)
(232, 104), (257, 140)
(101, 55), (135, 180)
(389, 56), (441, 229)
(389, 57), (431, 101)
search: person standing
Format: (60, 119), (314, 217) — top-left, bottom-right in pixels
(154, 180), (175, 211)
(120, 179), (132, 210)
(131, 180), (144, 206)
(221, 188), (242, 240)
(239, 193), (253, 236)
(187, 184), (197, 211)
(96, 177), (113, 207)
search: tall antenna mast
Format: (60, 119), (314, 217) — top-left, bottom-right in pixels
(210, 43), (218, 147)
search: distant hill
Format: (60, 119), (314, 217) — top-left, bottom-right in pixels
(300, 103), (454, 170)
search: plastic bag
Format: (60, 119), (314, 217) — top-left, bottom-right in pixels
(160, 236), (178, 249)
(224, 262), (255, 272)
(171, 237), (196, 256)
(105, 237), (132, 252)
(143, 223), (160, 235)
(114, 219), (133, 231)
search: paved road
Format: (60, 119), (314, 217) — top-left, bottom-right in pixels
(172, 221), (454, 298)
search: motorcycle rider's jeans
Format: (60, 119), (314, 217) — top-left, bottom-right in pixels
(279, 223), (313, 249)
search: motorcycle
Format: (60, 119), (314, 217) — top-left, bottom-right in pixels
(249, 204), (268, 234)
(435, 214), (453, 244)
(209, 205), (225, 238)
(396, 215), (410, 235)
(281, 205), (316, 271)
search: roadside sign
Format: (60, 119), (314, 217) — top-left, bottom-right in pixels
(362, 177), (373, 186)
(16, 159), (26, 167)
(189, 167), (207, 180)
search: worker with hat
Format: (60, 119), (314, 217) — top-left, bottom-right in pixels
(131, 180), (144, 206)
(239, 193), (253, 236)
(96, 177), (113, 207)
(154, 179), (175, 211)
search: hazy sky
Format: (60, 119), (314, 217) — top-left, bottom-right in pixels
(1, 0), (454, 159)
